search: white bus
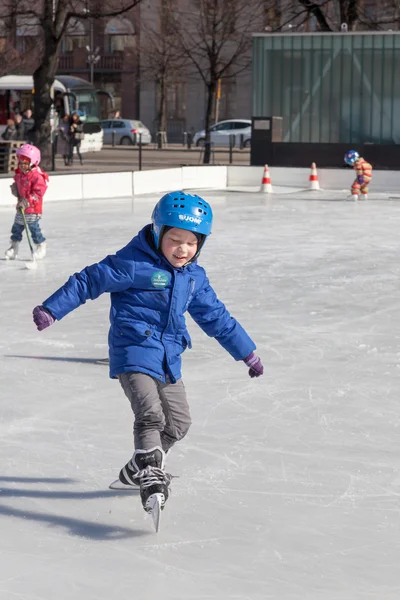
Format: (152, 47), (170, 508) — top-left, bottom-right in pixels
(0, 74), (112, 152)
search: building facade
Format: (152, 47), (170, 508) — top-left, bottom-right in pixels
(0, 0), (398, 142)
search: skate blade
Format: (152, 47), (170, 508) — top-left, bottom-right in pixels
(96, 358), (109, 365)
(109, 478), (139, 491)
(146, 493), (164, 533)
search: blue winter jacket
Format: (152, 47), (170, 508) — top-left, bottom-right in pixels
(42, 225), (256, 383)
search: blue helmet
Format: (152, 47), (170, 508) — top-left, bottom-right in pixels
(151, 191), (213, 249)
(344, 150), (359, 166)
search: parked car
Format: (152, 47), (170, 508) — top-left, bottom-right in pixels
(101, 119), (152, 145)
(193, 119), (251, 148)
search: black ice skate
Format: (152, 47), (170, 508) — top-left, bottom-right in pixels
(109, 449), (172, 492)
(108, 459), (141, 490)
(135, 447), (171, 531)
(134, 447), (170, 508)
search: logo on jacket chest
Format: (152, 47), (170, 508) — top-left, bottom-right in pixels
(151, 271), (170, 288)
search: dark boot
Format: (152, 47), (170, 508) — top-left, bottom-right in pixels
(132, 447), (171, 512)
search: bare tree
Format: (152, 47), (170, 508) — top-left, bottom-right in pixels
(264, 1), (282, 31)
(140, 0), (186, 147)
(295, 0), (333, 30)
(0, 10), (42, 76)
(281, 0), (400, 32)
(1, 0), (142, 169)
(173, 0), (264, 164)
(357, 0), (400, 30)
(0, 46), (27, 77)
(281, 0), (400, 31)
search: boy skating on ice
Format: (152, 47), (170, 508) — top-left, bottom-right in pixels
(5, 143), (48, 260)
(32, 191), (263, 520)
(344, 149), (372, 201)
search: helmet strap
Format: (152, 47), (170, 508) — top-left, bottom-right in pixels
(191, 234), (206, 262)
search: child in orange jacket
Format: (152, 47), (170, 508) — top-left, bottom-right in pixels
(344, 150), (372, 201)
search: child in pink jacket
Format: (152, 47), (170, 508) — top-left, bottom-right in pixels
(5, 143), (49, 260)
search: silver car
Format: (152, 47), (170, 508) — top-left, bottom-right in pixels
(101, 119), (152, 145)
(193, 119), (251, 148)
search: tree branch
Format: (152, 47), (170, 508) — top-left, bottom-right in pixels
(295, 0), (333, 31)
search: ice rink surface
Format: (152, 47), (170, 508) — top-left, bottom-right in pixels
(1, 187), (400, 599)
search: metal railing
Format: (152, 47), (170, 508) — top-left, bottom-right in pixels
(98, 54), (123, 70)
(58, 53), (73, 70)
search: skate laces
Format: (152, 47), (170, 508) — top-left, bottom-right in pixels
(138, 466), (171, 489)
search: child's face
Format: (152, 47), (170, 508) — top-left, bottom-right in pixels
(18, 157), (30, 173)
(161, 227), (198, 267)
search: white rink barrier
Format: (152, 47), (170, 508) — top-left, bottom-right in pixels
(82, 171), (133, 199)
(46, 174), (83, 201)
(1, 165), (400, 207)
(133, 168), (182, 196)
(181, 166), (227, 190)
(0, 166), (227, 207)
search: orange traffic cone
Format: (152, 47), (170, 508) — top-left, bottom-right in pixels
(309, 162), (320, 190)
(260, 164), (273, 193)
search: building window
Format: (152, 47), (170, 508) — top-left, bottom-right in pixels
(16, 14), (40, 54)
(16, 36), (37, 54)
(166, 82), (186, 119)
(60, 19), (87, 53)
(105, 17), (135, 54)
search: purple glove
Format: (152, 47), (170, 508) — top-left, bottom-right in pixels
(357, 175), (364, 185)
(33, 305), (55, 331)
(243, 352), (264, 378)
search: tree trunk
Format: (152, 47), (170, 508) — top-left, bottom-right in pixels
(157, 75), (166, 148)
(203, 80), (216, 165)
(265, 2), (281, 30)
(347, 0), (360, 30)
(297, 0), (332, 31)
(33, 48), (59, 171)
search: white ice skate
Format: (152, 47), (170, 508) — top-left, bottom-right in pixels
(34, 242), (46, 260)
(5, 241), (19, 260)
(351, 194), (359, 201)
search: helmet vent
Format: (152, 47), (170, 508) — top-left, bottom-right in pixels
(180, 204), (185, 208)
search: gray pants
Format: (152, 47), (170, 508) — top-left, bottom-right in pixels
(118, 372), (192, 452)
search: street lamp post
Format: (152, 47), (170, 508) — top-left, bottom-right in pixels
(86, 45), (100, 84)
(84, 7), (100, 84)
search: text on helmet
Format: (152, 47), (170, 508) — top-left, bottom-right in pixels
(179, 215), (201, 224)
